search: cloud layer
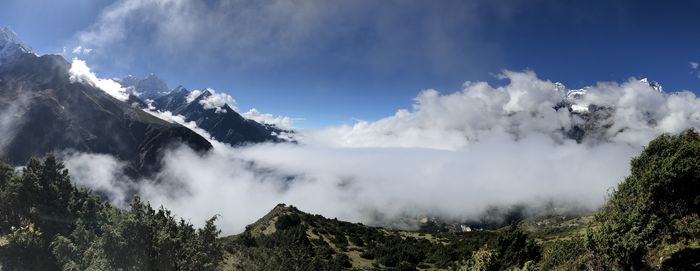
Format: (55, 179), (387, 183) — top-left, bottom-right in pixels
(61, 70), (700, 235)
(309, 71), (700, 149)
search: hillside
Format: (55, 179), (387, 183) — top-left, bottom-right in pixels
(217, 130), (700, 271)
(218, 204), (501, 271)
(3, 130), (700, 270)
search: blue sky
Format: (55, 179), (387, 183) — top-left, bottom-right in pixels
(2, 0), (700, 128)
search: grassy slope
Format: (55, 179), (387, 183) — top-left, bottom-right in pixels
(519, 213), (593, 242)
(217, 204), (584, 271)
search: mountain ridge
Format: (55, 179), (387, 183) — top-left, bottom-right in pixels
(147, 85), (290, 145)
(0, 28), (212, 174)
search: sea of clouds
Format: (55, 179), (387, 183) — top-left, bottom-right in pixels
(57, 67), (700, 234)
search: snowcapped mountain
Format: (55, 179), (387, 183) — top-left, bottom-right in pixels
(0, 26), (33, 67)
(0, 27), (212, 174)
(639, 78), (663, 92)
(115, 72), (293, 144)
(562, 77), (664, 113)
(118, 74), (171, 100)
(149, 86), (290, 145)
(556, 78), (665, 143)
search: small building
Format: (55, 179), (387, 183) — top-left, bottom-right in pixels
(460, 224), (472, 232)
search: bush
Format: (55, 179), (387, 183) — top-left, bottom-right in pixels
(539, 237), (586, 270)
(464, 247), (499, 271)
(589, 130), (700, 269)
(495, 226), (541, 269)
(275, 213), (301, 230)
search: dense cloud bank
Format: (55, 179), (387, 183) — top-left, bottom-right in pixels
(309, 71), (700, 149)
(62, 71), (700, 234)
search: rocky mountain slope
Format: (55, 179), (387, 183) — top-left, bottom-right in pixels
(0, 27), (211, 174)
(151, 87), (288, 145)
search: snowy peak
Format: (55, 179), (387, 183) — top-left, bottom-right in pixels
(566, 88), (587, 100)
(0, 26), (33, 66)
(0, 27), (32, 53)
(172, 85), (189, 94)
(640, 78), (663, 92)
(199, 88), (214, 98)
(119, 73), (171, 100)
(119, 75), (140, 87)
(558, 78), (664, 114)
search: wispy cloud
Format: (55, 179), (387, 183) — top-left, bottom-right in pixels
(71, 0), (514, 75)
(242, 108), (294, 130)
(186, 88), (236, 113)
(71, 46), (92, 55)
(0, 92), (29, 154)
(68, 58), (129, 101)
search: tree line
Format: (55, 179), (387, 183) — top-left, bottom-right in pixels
(0, 155), (223, 270)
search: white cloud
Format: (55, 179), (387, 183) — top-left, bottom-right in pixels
(186, 88), (237, 113)
(242, 108), (294, 129)
(200, 89), (236, 112)
(71, 46), (93, 55)
(61, 70), (700, 235)
(61, 152), (133, 206)
(185, 89), (203, 104)
(183, 88), (295, 127)
(308, 71), (700, 149)
(691, 62), (700, 79)
(143, 109), (213, 140)
(68, 59), (129, 101)
(64, 132), (637, 235)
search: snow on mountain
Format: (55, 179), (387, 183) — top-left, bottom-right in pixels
(561, 78), (664, 114)
(118, 74), (171, 100)
(148, 86), (292, 145)
(640, 78), (663, 92)
(185, 88), (236, 113)
(0, 27), (33, 66)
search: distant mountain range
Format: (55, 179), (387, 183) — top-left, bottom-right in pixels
(0, 25), (665, 173)
(122, 76), (290, 146)
(0, 27), (289, 174)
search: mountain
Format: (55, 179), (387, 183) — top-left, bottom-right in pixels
(557, 78), (663, 143)
(150, 87), (288, 145)
(118, 74), (171, 101)
(219, 204), (501, 271)
(0, 28), (211, 174)
(0, 27), (32, 68)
